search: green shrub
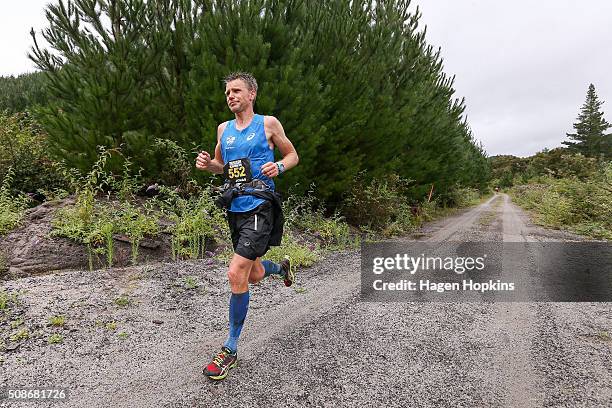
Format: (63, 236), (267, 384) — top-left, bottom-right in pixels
(537, 190), (574, 227)
(283, 186), (357, 249)
(343, 173), (413, 232)
(118, 202), (159, 264)
(264, 233), (320, 268)
(51, 147), (165, 267)
(156, 185), (228, 260)
(415, 199), (439, 223)
(152, 139), (195, 189)
(0, 167), (30, 235)
(383, 202), (418, 237)
(0, 111), (65, 194)
(510, 163), (611, 239)
(447, 186), (481, 208)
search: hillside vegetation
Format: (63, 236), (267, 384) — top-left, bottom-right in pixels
(490, 151), (611, 240)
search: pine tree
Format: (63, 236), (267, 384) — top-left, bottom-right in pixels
(28, 0), (491, 202)
(563, 84), (612, 159)
(28, 0), (201, 183)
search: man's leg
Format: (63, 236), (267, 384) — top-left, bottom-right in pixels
(203, 253), (252, 380)
(248, 257), (293, 285)
(248, 258), (266, 284)
(261, 258), (282, 277)
(224, 253), (253, 352)
(256, 257), (294, 286)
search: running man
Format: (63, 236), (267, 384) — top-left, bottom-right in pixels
(195, 72), (299, 380)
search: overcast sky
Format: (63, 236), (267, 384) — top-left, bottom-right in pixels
(2, 1), (611, 157)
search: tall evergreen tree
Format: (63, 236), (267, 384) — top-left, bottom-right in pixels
(563, 84), (612, 159)
(29, 0), (490, 202)
(29, 0), (201, 184)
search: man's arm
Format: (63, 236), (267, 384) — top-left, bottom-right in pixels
(261, 116), (299, 178)
(195, 122), (227, 175)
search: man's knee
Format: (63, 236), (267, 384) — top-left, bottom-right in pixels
(228, 254), (253, 290)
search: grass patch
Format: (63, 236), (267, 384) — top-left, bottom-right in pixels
(0, 289), (19, 311)
(118, 202), (159, 264)
(49, 315), (66, 327)
(284, 186), (360, 249)
(51, 157), (228, 269)
(10, 318), (24, 329)
(48, 334), (63, 344)
(114, 295), (130, 308)
(50, 149), (164, 268)
(105, 321), (118, 331)
(10, 328), (29, 342)
(183, 276), (199, 290)
(478, 211), (497, 227)
(117, 331), (129, 340)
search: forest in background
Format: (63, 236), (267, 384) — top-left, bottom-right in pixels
(488, 83), (611, 240)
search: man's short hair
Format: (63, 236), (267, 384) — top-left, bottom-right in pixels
(223, 72), (258, 93)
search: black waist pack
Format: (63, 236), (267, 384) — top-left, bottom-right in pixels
(214, 184), (284, 247)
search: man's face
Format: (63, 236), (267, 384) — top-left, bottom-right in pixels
(225, 79), (255, 113)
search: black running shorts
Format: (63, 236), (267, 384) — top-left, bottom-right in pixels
(227, 200), (274, 261)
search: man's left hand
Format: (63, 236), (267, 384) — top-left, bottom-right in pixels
(261, 162), (279, 178)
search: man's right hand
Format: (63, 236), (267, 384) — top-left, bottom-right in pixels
(196, 151), (213, 171)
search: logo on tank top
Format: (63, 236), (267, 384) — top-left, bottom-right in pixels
(246, 132), (255, 141)
(227, 135), (235, 145)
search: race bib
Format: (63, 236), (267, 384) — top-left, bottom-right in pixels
(223, 158), (253, 185)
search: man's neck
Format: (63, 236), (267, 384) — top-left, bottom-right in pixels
(234, 109), (255, 130)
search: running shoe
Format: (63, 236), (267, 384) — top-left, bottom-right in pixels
(203, 347), (237, 380)
(281, 256), (294, 287)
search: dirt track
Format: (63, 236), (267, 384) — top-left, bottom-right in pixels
(1, 193), (611, 407)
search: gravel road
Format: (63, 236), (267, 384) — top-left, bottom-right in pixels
(1, 193), (611, 407)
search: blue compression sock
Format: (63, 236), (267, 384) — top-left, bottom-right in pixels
(262, 260), (282, 277)
(223, 291), (250, 353)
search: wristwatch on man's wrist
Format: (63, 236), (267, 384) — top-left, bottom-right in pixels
(275, 161), (285, 174)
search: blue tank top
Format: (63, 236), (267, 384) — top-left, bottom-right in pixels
(221, 114), (275, 212)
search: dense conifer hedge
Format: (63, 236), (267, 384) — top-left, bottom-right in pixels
(28, 0), (489, 202)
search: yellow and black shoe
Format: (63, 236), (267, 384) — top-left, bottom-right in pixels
(281, 256), (294, 287)
(203, 347), (238, 380)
